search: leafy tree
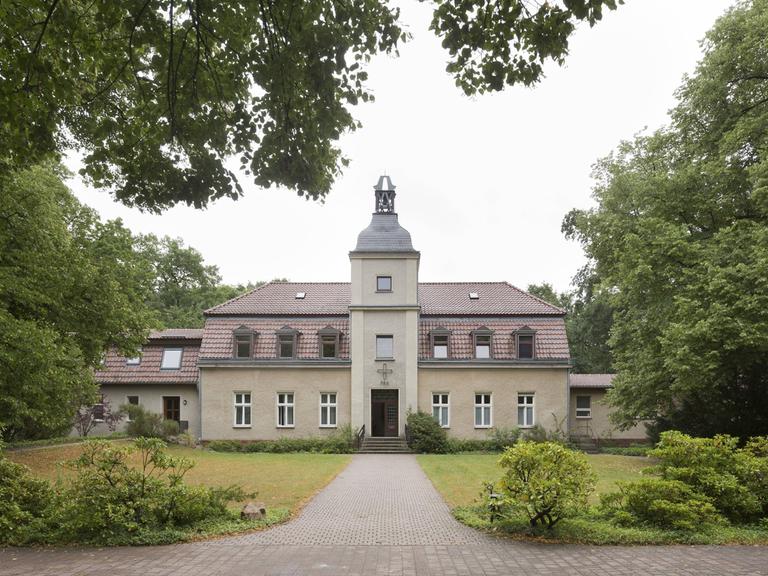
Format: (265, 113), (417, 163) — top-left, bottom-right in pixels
(564, 0), (768, 437)
(1, 0), (621, 211)
(527, 279), (613, 373)
(0, 163), (156, 439)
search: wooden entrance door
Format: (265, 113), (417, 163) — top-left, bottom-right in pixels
(371, 389), (398, 437)
(163, 396), (181, 422)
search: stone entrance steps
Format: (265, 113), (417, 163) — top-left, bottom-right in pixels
(359, 436), (411, 454)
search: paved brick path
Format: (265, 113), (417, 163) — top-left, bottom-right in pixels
(2, 454), (767, 575)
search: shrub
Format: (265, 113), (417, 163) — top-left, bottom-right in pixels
(495, 441), (596, 529)
(648, 431), (767, 522)
(600, 478), (723, 531)
(406, 411), (448, 454)
(0, 453), (54, 545)
(600, 445), (651, 457)
(124, 404), (179, 440)
(446, 438), (496, 453)
(56, 438), (247, 544)
(206, 427), (356, 454)
(487, 426), (521, 451)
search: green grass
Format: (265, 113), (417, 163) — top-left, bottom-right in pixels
(8, 443), (352, 514)
(417, 452), (768, 545)
(417, 453), (648, 507)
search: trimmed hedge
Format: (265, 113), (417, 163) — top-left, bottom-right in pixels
(207, 426), (355, 454)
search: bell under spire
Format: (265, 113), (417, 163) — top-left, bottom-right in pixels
(374, 175), (396, 214)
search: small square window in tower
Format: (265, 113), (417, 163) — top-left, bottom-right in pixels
(376, 275), (392, 292)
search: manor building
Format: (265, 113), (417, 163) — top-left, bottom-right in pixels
(94, 177), (645, 445)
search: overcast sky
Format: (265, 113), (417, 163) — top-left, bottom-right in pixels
(67, 0), (734, 293)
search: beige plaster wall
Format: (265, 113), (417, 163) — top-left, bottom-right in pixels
(350, 255), (419, 306)
(199, 367), (351, 440)
(569, 388), (648, 441)
(418, 367), (569, 438)
(87, 384), (200, 437)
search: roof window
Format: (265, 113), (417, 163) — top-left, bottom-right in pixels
(469, 292), (479, 300)
(295, 292), (306, 299)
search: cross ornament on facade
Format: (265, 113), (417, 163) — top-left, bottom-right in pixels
(377, 363), (393, 386)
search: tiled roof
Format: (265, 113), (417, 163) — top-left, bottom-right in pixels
(570, 373), (616, 388)
(205, 282), (564, 316)
(95, 343), (200, 384)
(200, 318), (350, 359)
(419, 317), (570, 361)
(148, 328), (203, 339)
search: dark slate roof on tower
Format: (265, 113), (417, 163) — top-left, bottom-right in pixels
(353, 175), (417, 253)
(204, 281), (564, 316)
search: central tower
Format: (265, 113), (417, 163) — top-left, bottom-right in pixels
(349, 176), (420, 436)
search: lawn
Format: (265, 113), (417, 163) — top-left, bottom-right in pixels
(8, 443), (352, 513)
(417, 452), (648, 508)
(416, 452), (768, 545)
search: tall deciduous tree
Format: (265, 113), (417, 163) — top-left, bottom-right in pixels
(0, 0), (620, 211)
(0, 164), (156, 439)
(564, 0), (768, 438)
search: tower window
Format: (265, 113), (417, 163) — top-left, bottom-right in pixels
(376, 276), (392, 292)
(376, 335), (394, 359)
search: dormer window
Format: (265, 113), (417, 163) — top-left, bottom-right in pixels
(430, 328), (451, 359)
(161, 348), (183, 370)
(515, 328), (536, 359)
(376, 276), (392, 292)
(318, 326), (342, 359)
(276, 327), (299, 359)
(233, 326), (255, 359)
(126, 347), (141, 365)
(471, 328), (494, 359)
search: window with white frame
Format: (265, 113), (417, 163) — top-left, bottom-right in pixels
(376, 335), (394, 359)
(432, 393), (450, 428)
(234, 392), (251, 427)
(161, 348), (183, 369)
(518, 394), (535, 428)
(320, 392), (337, 427)
(432, 335), (449, 359)
(126, 347), (141, 365)
(575, 395), (592, 418)
(277, 392), (295, 427)
(474, 393), (492, 428)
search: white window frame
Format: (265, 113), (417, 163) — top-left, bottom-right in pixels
(319, 392), (338, 428)
(474, 393), (492, 428)
(575, 395), (592, 419)
(431, 393), (450, 428)
(277, 392), (295, 428)
(518, 394), (535, 428)
(160, 347), (183, 370)
(376, 335), (394, 359)
(126, 347), (141, 365)
(234, 392), (252, 428)
(125, 395), (140, 421)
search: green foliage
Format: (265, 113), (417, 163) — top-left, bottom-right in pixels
(0, 164), (156, 440)
(56, 438), (246, 544)
(124, 405), (180, 441)
(406, 411), (449, 454)
(207, 426), (355, 454)
(600, 445), (651, 457)
(445, 438), (496, 453)
(431, 0), (623, 93)
(564, 0), (768, 437)
(5, 433), (127, 450)
(1, 2), (623, 210)
(647, 431), (768, 522)
(0, 452), (54, 545)
(495, 441), (596, 529)
(486, 426), (522, 451)
(600, 478), (722, 531)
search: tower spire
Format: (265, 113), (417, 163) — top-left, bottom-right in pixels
(374, 175), (396, 214)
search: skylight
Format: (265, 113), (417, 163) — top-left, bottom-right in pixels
(295, 292), (306, 299)
(469, 292), (479, 300)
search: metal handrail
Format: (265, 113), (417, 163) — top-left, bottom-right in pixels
(355, 424), (365, 449)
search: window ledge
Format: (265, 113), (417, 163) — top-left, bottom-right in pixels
(276, 425), (295, 429)
(233, 425), (252, 429)
(319, 425), (337, 429)
(375, 357), (395, 362)
(575, 416), (592, 419)
(474, 425), (492, 429)
(519, 425), (534, 429)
